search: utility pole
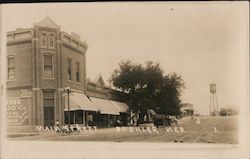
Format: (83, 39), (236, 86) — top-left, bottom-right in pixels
(64, 87), (71, 130)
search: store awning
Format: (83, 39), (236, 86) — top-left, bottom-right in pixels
(110, 100), (129, 113)
(89, 97), (120, 115)
(64, 92), (98, 112)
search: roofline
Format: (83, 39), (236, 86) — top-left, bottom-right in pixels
(61, 31), (88, 48)
(7, 28), (34, 35)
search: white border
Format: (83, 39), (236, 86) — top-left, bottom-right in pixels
(1, 2), (249, 159)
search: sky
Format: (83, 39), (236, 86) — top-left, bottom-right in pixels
(1, 2), (249, 115)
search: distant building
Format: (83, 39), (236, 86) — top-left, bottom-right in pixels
(219, 108), (238, 116)
(6, 17), (88, 130)
(180, 103), (194, 116)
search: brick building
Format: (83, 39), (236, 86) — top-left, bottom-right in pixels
(62, 75), (129, 128)
(6, 17), (87, 130)
(85, 75), (129, 127)
(6, 17), (128, 131)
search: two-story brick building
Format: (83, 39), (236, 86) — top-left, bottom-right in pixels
(6, 17), (129, 131)
(6, 17), (88, 130)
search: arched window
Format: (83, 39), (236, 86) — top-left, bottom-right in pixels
(49, 34), (55, 48)
(41, 34), (47, 47)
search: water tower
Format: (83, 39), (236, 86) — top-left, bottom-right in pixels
(209, 83), (219, 116)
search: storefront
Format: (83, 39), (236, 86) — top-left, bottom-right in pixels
(110, 100), (129, 126)
(64, 92), (98, 125)
(63, 91), (130, 127)
(89, 97), (120, 127)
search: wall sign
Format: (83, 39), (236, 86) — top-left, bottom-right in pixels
(7, 90), (32, 126)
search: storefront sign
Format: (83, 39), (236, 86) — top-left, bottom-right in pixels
(6, 98), (30, 126)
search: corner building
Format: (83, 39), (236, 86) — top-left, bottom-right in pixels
(6, 17), (87, 130)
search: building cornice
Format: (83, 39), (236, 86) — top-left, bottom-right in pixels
(62, 42), (86, 55)
(7, 39), (32, 46)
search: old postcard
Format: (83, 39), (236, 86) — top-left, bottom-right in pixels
(0, 2), (249, 159)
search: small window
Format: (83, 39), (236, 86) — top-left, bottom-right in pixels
(8, 56), (15, 80)
(67, 59), (72, 80)
(76, 62), (80, 82)
(41, 34), (47, 47)
(44, 55), (53, 78)
(49, 35), (55, 48)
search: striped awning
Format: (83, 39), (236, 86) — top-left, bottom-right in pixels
(64, 92), (98, 112)
(89, 97), (120, 115)
(110, 100), (129, 113)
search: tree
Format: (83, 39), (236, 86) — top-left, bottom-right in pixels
(156, 73), (185, 116)
(110, 60), (185, 123)
(110, 60), (144, 113)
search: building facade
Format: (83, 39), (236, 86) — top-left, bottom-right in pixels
(85, 75), (129, 127)
(180, 103), (194, 117)
(6, 17), (87, 130)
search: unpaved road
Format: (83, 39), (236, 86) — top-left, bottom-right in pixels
(9, 116), (238, 144)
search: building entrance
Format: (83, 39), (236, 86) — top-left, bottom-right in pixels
(43, 90), (55, 127)
(44, 107), (54, 127)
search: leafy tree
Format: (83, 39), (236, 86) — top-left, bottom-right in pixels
(156, 73), (185, 116)
(110, 60), (185, 123)
(110, 60), (144, 112)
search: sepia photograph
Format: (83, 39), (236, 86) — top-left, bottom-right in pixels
(0, 2), (249, 159)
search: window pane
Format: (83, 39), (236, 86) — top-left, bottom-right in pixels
(64, 111), (74, 124)
(67, 59), (72, 80)
(8, 68), (15, 79)
(44, 99), (54, 106)
(8, 57), (15, 79)
(43, 91), (54, 98)
(44, 55), (53, 78)
(49, 35), (54, 48)
(75, 110), (83, 124)
(41, 34), (47, 47)
(44, 56), (52, 67)
(44, 68), (53, 78)
(8, 57), (15, 68)
(76, 63), (80, 82)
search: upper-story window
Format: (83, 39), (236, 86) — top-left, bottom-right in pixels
(44, 55), (53, 78)
(76, 62), (80, 82)
(67, 58), (72, 81)
(41, 34), (47, 47)
(49, 34), (55, 48)
(7, 56), (15, 80)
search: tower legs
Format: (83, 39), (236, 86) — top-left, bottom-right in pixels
(210, 93), (219, 116)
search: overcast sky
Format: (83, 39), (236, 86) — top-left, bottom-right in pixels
(2, 2), (248, 115)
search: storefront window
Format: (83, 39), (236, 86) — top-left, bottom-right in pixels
(75, 110), (83, 124)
